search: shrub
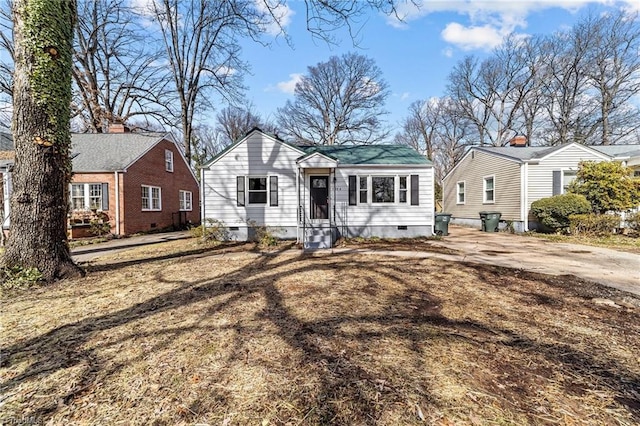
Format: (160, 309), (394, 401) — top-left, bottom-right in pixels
(194, 219), (230, 242)
(569, 161), (640, 213)
(531, 193), (591, 233)
(625, 211), (640, 235)
(89, 211), (111, 236)
(247, 220), (280, 247)
(569, 214), (620, 236)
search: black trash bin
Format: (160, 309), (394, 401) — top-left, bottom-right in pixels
(434, 213), (452, 236)
(482, 211), (501, 232)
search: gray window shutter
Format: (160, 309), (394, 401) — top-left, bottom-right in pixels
(237, 177), (245, 206)
(270, 176), (278, 206)
(410, 175), (419, 205)
(102, 183), (109, 210)
(552, 170), (561, 196)
(348, 175), (357, 205)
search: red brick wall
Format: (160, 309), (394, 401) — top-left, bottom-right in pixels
(121, 139), (200, 234)
(71, 172), (119, 233)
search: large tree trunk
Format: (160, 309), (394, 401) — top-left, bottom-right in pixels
(4, 0), (84, 281)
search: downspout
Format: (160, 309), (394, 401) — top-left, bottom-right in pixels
(521, 163), (529, 232)
(296, 166), (300, 243)
(201, 167), (206, 235)
(114, 171), (121, 236)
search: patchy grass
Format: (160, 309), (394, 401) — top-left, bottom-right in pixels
(529, 232), (640, 254)
(1, 239), (639, 425)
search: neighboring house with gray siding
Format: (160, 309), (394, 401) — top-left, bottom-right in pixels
(442, 138), (640, 232)
(201, 128), (434, 248)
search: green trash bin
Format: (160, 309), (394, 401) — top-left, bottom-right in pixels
(483, 211), (502, 232)
(434, 213), (452, 236)
(479, 211), (488, 231)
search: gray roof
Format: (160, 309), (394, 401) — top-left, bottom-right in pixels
(475, 143), (640, 162)
(0, 130), (13, 151)
(71, 132), (166, 172)
(298, 144), (432, 165)
(589, 145), (640, 157)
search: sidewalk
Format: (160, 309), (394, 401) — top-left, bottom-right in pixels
(71, 231), (192, 263)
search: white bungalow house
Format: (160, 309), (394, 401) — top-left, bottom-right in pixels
(201, 128), (435, 248)
(442, 136), (640, 232)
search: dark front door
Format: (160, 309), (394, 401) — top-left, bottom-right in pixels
(310, 176), (329, 220)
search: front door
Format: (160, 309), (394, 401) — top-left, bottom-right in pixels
(310, 176), (329, 220)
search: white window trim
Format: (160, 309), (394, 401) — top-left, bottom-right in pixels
(483, 175), (495, 204)
(165, 149), (174, 172)
(142, 185), (162, 211)
(562, 168), (577, 194)
(247, 176), (268, 205)
(359, 176), (369, 204)
(398, 175), (408, 204)
(179, 190), (193, 211)
(456, 181), (466, 205)
(70, 183), (103, 210)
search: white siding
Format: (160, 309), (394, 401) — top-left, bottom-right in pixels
(526, 145), (608, 214)
(203, 133), (302, 228)
(443, 150), (522, 220)
(328, 166), (434, 228)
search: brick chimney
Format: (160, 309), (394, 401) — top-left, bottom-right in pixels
(509, 135), (527, 147)
(108, 123), (130, 133)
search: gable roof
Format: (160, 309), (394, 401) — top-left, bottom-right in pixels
(71, 132), (168, 172)
(203, 127), (306, 168)
(298, 144), (431, 166)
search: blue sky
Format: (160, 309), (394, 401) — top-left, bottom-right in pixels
(238, 0), (640, 134)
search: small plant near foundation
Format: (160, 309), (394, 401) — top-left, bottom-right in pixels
(195, 219), (230, 242)
(247, 220), (280, 247)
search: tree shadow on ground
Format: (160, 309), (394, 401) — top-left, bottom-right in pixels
(1, 251), (639, 424)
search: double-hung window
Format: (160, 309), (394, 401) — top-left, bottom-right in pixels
(248, 177), (267, 204)
(372, 176), (395, 203)
(483, 176), (495, 203)
(142, 185), (161, 211)
(399, 176), (408, 203)
(359, 177), (368, 203)
(70, 183), (106, 210)
(457, 181), (465, 204)
(562, 170), (577, 194)
(165, 150), (174, 172)
(179, 190), (192, 211)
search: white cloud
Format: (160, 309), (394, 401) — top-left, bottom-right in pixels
(255, 0), (295, 36)
(386, 0), (640, 52)
(273, 73), (303, 94)
(441, 22), (505, 50)
(442, 47), (454, 57)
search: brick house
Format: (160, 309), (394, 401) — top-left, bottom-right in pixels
(1, 127), (200, 237)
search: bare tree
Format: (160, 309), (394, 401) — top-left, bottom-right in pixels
(394, 99), (441, 160)
(579, 11), (640, 145)
(215, 104), (263, 146)
(5, 0), (84, 280)
(146, 0), (273, 162)
(538, 29), (600, 145)
(277, 52), (390, 145)
(447, 56), (495, 146)
(73, 0), (173, 132)
(395, 97), (470, 185)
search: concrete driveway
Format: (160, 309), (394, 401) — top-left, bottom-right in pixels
(425, 226), (640, 296)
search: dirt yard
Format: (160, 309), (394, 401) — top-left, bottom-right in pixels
(1, 238), (639, 425)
